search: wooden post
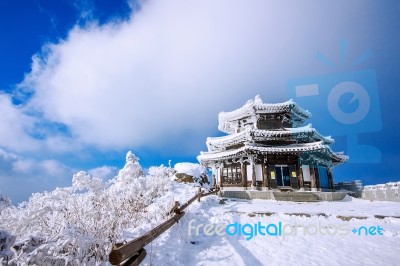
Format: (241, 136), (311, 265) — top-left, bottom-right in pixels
(289, 165), (299, 189)
(269, 165), (278, 189)
(310, 165), (317, 191)
(213, 174), (216, 188)
(262, 162), (269, 189)
(219, 167), (224, 188)
(197, 187), (202, 202)
(250, 157), (256, 188)
(241, 161), (247, 188)
(252, 164), (256, 188)
(314, 166), (320, 189)
(297, 164), (304, 189)
(327, 168), (334, 191)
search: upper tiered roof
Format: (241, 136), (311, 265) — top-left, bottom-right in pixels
(218, 95), (311, 134)
(207, 124), (334, 152)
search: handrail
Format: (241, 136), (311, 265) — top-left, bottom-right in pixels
(109, 187), (219, 265)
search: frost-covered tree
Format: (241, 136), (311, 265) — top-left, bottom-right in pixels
(0, 151), (194, 265)
(0, 192), (11, 211)
(0, 230), (15, 264)
(72, 171), (104, 192)
(113, 151), (143, 184)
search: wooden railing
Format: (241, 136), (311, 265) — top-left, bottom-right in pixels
(109, 187), (219, 265)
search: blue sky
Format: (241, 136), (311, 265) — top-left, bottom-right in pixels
(0, 0), (399, 203)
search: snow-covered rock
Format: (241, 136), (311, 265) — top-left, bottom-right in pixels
(174, 162), (203, 178)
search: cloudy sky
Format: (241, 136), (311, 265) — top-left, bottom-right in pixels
(0, 0), (399, 203)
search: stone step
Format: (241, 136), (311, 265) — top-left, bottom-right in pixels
(273, 192), (320, 202)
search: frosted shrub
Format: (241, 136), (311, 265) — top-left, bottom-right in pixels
(0, 230), (15, 264)
(72, 171), (104, 192)
(0, 192), (11, 211)
(113, 151), (143, 184)
(0, 152), (179, 265)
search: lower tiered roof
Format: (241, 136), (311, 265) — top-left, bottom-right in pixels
(198, 141), (348, 165)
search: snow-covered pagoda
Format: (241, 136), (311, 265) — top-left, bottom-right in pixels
(197, 95), (348, 193)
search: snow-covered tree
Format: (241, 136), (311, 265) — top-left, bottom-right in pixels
(0, 151), (194, 265)
(72, 171), (104, 192)
(113, 151), (143, 184)
(0, 192), (11, 211)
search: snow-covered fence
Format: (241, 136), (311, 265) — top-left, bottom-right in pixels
(362, 182), (400, 202)
(334, 180), (363, 197)
(109, 188), (219, 265)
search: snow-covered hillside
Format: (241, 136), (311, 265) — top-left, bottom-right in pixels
(141, 196), (400, 266)
(0, 152), (198, 265)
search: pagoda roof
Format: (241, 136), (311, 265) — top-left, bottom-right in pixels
(218, 95), (311, 134)
(198, 141), (348, 165)
(207, 124), (334, 151)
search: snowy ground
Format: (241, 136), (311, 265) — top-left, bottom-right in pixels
(139, 196), (400, 266)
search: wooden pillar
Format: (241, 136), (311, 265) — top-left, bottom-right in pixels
(314, 165), (320, 189)
(289, 165), (299, 189)
(219, 167), (224, 188)
(327, 168), (334, 191)
(310, 165), (317, 190)
(297, 164), (304, 189)
(250, 157), (256, 188)
(241, 161), (247, 188)
(213, 174), (216, 188)
(269, 165), (278, 189)
(262, 162), (270, 189)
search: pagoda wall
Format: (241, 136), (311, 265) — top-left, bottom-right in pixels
(210, 154), (334, 191)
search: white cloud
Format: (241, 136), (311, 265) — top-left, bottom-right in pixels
(40, 159), (72, 177)
(12, 158), (35, 174)
(18, 0), (378, 152)
(88, 165), (118, 181)
(0, 94), (39, 151)
(11, 158), (70, 177)
(0, 148), (17, 161)
(0, 148), (75, 203)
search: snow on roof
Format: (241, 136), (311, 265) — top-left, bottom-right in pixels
(174, 162), (203, 177)
(198, 141), (348, 164)
(218, 95), (311, 133)
(206, 124), (334, 151)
